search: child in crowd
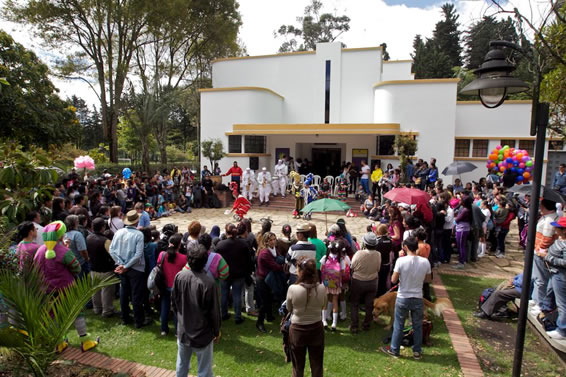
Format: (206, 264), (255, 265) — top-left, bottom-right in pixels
(321, 239), (351, 331)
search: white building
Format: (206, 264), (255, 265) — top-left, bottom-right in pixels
(200, 42), (562, 184)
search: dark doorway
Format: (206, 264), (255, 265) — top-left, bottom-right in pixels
(312, 148), (341, 177)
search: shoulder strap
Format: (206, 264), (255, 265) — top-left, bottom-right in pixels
(205, 252), (215, 272)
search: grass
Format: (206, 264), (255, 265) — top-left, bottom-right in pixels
(67, 295), (462, 377)
(440, 273), (564, 377)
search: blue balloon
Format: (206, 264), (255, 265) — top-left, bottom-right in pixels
(517, 168), (524, 175)
(513, 161), (519, 166)
(506, 157), (513, 163)
(516, 175), (524, 182)
(510, 167), (517, 173)
(122, 167), (132, 179)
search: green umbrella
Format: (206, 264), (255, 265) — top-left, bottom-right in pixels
(300, 198), (351, 231)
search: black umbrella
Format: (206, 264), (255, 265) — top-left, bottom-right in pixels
(442, 161), (478, 176)
(509, 184), (565, 204)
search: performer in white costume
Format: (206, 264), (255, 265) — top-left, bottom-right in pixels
(257, 167), (271, 206)
(274, 159), (288, 197)
(241, 168), (255, 201)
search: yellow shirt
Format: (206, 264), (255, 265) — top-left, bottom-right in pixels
(371, 168), (383, 183)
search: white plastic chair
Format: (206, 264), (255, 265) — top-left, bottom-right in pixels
(324, 175), (334, 188)
(311, 175), (321, 191)
(300, 174), (306, 184)
(333, 175), (342, 197)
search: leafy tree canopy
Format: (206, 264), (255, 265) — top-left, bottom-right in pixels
(275, 0), (350, 52)
(0, 30), (78, 148)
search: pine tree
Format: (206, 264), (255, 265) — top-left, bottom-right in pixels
(433, 3), (462, 68)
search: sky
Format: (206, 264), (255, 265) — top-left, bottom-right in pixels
(0, 0), (552, 106)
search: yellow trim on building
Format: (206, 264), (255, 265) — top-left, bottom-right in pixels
(383, 59), (413, 64)
(455, 136), (562, 141)
(226, 123), (405, 136)
(198, 86), (284, 99)
(212, 50), (315, 64)
(341, 46), (383, 52)
(457, 100), (532, 105)
(373, 78), (460, 88)
(370, 155), (418, 160)
(225, 153), (271, 157)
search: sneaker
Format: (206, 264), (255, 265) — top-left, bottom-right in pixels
(495, 252), (505, 259)
(339, 312), (347, 321)
(322, 320), (329, 329)
(160, 331), (168, 336)
(381, 346), (399, 358)
(546, 329), (566, 340)
(256, 322), (267, 333)
(473, 310), (489, 319)
(529, 304), (542, 317)
(477, 251), (485, 258)
(331, 324), (337, 332)
(413, 351), (422, 360)
(451, 263), (465, 270)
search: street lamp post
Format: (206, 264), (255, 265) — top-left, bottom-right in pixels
(461, 41), (550, 377)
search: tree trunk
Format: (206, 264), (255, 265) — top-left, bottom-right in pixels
(159, 143), (167, 166)
(141, 140), (150, 173)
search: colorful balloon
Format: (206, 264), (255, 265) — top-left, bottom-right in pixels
(122, 167), (132, 179)
(523, 172), (531, 179)
(526, 160), (533, 167)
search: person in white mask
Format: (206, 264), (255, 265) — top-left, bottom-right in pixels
(257, 167), (272, 206)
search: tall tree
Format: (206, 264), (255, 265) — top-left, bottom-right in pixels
(432, 3), (462, 68)
(70, 96), (104, 151)
(0, 30), (78, 148)
(275, 0), (350, 52)
(463, 16), (519, 69)
(132, 0), (242, 164)
(5, 0), (157, 163)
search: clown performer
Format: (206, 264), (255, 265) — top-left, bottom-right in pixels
(290, 171), (304, 219)
(226, 194), (252, 221)
(271, 167), (280, 196)
(302, 174), (318, 220)
(257, 167), (272, 206)
(274, 159), (288, 197)
(33, 221), (99, 352)
(242, 168), (256, 202)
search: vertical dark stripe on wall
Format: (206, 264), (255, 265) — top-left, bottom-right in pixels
(325, 60), (331, 124)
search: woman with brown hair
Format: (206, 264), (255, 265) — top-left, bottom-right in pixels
(255, 231), (284, 333)
(388, 206), (404, 258)
(108, 206), (124, 233)
(286, 257), (327, 377)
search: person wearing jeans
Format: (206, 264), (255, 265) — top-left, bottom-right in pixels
(360, 161), (371, 196)
(453, 197), (472, 269)
(382, 237), (431, 359)
(544, 217), (566, 340)
(221, 277), (244, 321)
(215, 223), (253, 324)
(173, 243), (220, 377)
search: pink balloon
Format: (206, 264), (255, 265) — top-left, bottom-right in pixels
(519, 162), (526, 169)
(522, 156), (528, 162)
(496, 145), (502, 150)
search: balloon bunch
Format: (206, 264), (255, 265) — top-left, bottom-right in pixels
(122, 167), (132, 180)
(74, 155), (95, 170)
(486, 145), (533, 184)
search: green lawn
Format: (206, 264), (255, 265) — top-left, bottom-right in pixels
(440, 273), (564, 377)
(68, 296), (461, 377)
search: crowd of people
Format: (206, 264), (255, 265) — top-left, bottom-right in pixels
(3, 153), (566, 377)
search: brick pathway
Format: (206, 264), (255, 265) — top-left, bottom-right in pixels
(60, 347), (183, 377)
(432, 274), (484, 377)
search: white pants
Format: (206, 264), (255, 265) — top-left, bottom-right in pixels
(271, 180), (279, 195)
(259, 185), (270, 202)
(242, 185), (253, 201)
(279, 177), (287, 196)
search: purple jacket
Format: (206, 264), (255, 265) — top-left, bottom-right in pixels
(34, 243), (81, 292)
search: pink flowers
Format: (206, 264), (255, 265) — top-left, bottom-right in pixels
(74, 155), (95, 170)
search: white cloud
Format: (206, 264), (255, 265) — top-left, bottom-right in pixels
(0, 0), (554, 106)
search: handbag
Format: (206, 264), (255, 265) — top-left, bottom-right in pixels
(147, 252), (166, 295)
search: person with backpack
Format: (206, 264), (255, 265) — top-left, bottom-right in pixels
(156, 233), (187, 336)
(193, 233), (229, 289)
(474, 274), (524, 320)
(382, 237), (431, 359)
(320, 238), (351, 331)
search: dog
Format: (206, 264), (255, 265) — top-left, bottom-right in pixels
(372, 292), (450, 330)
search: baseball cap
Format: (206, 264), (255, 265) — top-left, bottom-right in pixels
(551, 217), (566, 228)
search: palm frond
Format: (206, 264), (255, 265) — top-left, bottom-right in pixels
(0, 266), (118, 375)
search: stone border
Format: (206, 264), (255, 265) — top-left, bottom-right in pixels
(432, 274), (484, 377)
(61, 347), (181, 377)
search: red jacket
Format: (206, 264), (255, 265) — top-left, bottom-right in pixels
(225, 167), (242, 177)
(256, 248), (283, 280)
(501, 212), (516, 230)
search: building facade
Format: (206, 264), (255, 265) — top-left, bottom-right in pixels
(200, 42), (561, 184)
